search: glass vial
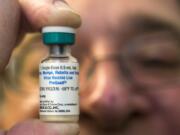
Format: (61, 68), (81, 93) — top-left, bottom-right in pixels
(39, 26), (79, 122)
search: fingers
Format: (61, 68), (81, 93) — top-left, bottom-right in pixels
(0, 0), (21, 72)
(19, 0), (81, 31)
(7, 120), (79, 135)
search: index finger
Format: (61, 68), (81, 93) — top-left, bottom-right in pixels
(19, 0), (81, 31)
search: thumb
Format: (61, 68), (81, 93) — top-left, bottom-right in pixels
(7, 120), (79, 135)
(19, 0), (81, 30)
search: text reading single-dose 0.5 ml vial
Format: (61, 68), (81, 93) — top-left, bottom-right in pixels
(39, 26), (79, 122)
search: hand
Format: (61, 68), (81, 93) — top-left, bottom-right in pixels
(0, 0), (81, 134)
(1, 120), (79, 135)
(0, 0), (81, 72)
(19, 0), (81, 32)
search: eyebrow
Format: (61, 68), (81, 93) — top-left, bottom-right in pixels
(177, 0), (180, 9)
(131, 16), (180, 36)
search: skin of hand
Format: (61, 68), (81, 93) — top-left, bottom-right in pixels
(0, 0), (81, 72)
(2, 121), (79, 135)
(0, 0), (81, 134)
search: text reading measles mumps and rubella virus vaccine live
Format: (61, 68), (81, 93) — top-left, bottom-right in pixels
(39, 26), (79, 122)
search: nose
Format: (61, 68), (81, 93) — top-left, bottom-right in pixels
(80, 58), (152, 128)
(80, 60), (132, 125)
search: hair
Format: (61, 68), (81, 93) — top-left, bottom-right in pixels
(177, 0), (180, 8)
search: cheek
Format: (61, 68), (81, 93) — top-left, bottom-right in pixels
(157, 86), (180, 110)
(149, 85), (180, 124)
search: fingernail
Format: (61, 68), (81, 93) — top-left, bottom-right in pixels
(53, 0), (73, 11)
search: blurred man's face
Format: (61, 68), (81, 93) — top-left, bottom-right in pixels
(1, 0), (180, 134)
(69, 0), (180, 135)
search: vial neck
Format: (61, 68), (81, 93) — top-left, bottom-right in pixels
(49, 45), (71, 57)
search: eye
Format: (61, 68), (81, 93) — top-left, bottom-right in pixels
(126, 30), (180, 70)
(139, 58), (180, 69)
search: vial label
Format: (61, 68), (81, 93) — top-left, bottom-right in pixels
(39, 62), (79, 115)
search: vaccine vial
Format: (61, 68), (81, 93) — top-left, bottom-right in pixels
(39, 26), (79, 122)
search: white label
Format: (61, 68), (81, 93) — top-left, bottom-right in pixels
(39, 62), (79, 115)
